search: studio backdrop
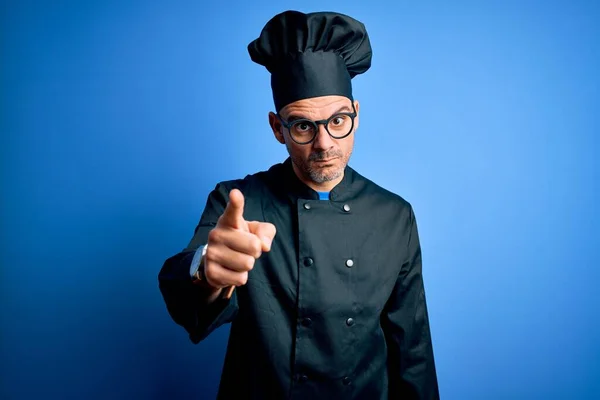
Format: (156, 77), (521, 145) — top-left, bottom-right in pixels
(1, 1), (599, 399)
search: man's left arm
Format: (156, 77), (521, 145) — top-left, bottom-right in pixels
(381, 205), (439, 399)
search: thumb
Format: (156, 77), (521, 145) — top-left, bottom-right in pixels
(219, 189), (247, 230)
(248, 221), (277, 252)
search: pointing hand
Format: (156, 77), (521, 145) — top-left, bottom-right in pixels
(204, 189), (277, 299)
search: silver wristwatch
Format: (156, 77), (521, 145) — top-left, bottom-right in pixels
(190, 244), (208, 281)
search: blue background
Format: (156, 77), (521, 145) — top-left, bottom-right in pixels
(2, 1), (599, 399)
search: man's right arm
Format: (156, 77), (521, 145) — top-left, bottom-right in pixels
(158, 183), (276, 344)
(158, 183), (238, 343)
(158, 249), (239, 344)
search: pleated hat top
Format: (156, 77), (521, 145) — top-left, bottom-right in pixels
(248, 10), (372, 112)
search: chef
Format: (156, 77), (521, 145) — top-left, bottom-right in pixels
(159, 10), (439, 399)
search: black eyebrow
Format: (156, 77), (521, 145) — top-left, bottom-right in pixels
(285, 105), (353, 122)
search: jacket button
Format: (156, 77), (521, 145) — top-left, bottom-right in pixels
(304, 203), (311, 210)
(301, 318), (312, 327)
(304, 257), (314, 266)
(299, 374), (308, 383)
(343, 204), (351, 212)
(346, 317), (355, 326)
(343, 376), (351, 385)
(345, 259), (354, 268)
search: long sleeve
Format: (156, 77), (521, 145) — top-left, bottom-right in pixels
(382, 205), (439, 399)
(158, 183), (240, 344)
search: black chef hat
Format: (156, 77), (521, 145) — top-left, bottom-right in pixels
(248, 10), (372, 112)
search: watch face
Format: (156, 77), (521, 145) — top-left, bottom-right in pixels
(190, 264), (199, 278)
(190, 246), (205, 278)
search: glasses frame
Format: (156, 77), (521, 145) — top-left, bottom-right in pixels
(276, 102), (357, 145)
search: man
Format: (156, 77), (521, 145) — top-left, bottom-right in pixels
(159, 10), (439, 399)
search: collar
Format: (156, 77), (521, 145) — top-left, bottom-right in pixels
(273, 157), (358, 203)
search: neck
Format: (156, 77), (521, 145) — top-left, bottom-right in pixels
(291, 162), (344, 192)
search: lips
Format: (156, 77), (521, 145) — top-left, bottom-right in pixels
(313, 158), (337, 163)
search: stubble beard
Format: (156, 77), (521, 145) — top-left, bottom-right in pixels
(289, 148), (352, 184)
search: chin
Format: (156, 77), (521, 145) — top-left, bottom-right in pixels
(307, 165), (343, 184)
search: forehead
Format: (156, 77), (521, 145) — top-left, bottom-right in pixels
(280, 95), (352, 119)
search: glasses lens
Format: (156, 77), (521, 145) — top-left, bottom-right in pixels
(327, 114), (354, 138)
(291, 120), (317, 143)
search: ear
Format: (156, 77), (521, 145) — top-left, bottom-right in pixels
(268, 112), (286, 144)
(353, 100), (360, 132)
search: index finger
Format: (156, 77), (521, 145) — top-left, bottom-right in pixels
(218, 189), (246, 230)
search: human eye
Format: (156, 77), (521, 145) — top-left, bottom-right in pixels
(297, 122), (310, 131)
(292, 121), (314, 133)
(331, 116), (346, 126)
(329, 114), (349, 128)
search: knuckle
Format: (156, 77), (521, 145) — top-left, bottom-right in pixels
(204, 246), (216, 262)
(251, 237), (262, 257)
(243, 255), (255, 271)
(237, 272), (248, 286)
(207, 228), (220, 244)
(205, 265), (224, 288)
(203, 261), (215, 278)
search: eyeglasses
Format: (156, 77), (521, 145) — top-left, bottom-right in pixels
(276, 103), (357, 145)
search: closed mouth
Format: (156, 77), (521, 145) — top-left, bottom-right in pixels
(313, 158), (337, 163)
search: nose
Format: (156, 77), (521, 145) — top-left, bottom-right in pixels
(312, 124), (335, 150)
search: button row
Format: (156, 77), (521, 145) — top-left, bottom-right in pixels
(303, 258), (354, 268)
(299, 318), (355, 327)
(302, 203), (351, 212)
